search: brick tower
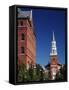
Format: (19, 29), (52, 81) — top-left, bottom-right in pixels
(17, 9), (36, 69)
(50, 32), (58, 80)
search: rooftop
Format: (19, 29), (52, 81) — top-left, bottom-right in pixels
(17, 8), (32, 20)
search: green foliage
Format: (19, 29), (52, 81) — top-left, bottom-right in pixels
(56, 67), (63, 80)
(44, 71), (50, 80)
(17, 63), (50, 82)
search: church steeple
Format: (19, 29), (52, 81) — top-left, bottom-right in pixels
(50, 32), (57, 56)
(50, 32), (58, 80)
(53, 32), (55, 41)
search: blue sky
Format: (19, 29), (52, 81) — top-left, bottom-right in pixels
(19, 8), (66, 65)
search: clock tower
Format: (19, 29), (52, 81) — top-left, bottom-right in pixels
(50, 32), (58, 80)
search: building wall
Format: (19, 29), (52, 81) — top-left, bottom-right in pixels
(26, 25), (36, 65)
(17, 18), (36, 66)
(50, 56), (58, 80)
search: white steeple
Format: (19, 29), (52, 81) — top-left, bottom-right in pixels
(50, 32), (57, 56)
(53, 32), (55, 41)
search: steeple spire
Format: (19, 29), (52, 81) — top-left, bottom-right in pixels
(53, 32), (55, 41)
(50, 32), (57, 56)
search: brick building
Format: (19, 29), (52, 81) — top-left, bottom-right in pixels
(17, 9), (36, 69)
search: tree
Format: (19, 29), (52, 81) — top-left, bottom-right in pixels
(44, 70), (50, 80)
(56, 67), (63, 80)
(17, 63), (28, 82)
(36, 64), (44, 81)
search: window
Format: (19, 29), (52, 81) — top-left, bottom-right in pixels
(21, 33), (24, 40)
(20, 21), (23, 26)
(53, 50), (55, 53)
(21, 47), (24, 53)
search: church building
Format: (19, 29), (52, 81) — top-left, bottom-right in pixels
(50, 32), (58, 80)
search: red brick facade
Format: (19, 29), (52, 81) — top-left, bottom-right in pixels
(17, 18), (36, 67)
(50, 56), (58, 80)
